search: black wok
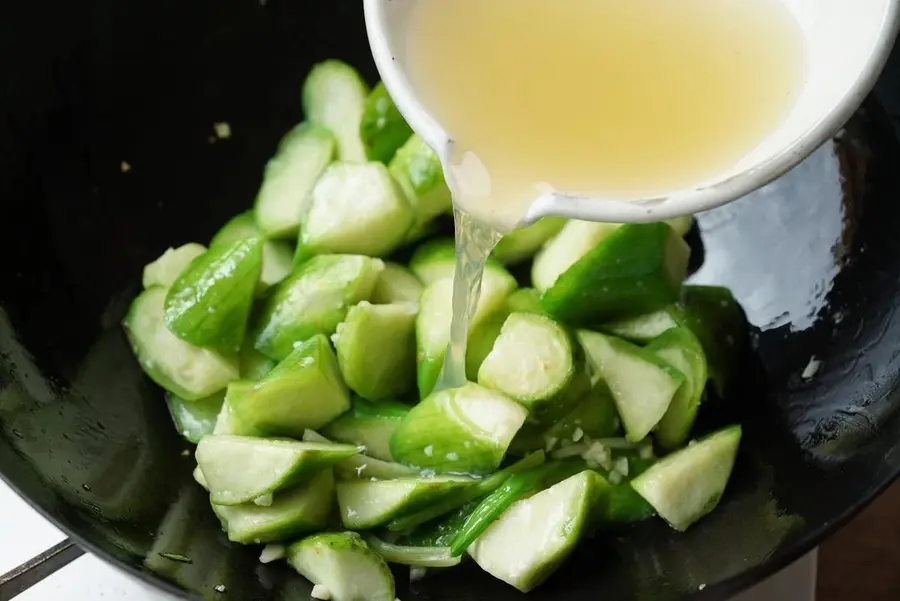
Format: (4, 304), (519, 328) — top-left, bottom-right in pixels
(3, 1), (900, 600)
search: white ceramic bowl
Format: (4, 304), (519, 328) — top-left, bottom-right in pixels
(365, 0), (900, 224)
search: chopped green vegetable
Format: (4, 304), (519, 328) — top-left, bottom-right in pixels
(164, 238), (264, 353)
(389, 135), (453, 236)
(416, 268), (517, 397)
(646, 327), (708, 449)
(370, 262), (424, 304)
(289, 532), (395, 601)
(142, 244), (207, 289)
(391, 382), (528, 475)
(303, 429), (420, 479)
(464, 309), (508, 382)
(362, 534), (461, 568)
(493, 218), (566, 265)
(334, 302), (417, 401)
(449, 461), (583, 557)
(213, 382), (264, 436)
(532, 220), (621, 292)
(336, 476), (474, 529)
(360, 82), (413, 163)
(166, 391), (224, 444)
(302, 60), (370, 162)
(231, 334), (350, 436)
(386, 451), (546, 532)
(301, 162), (415, 257)
(467, 470), (610, 592)
(542, 223), (691, 325)
(578, 330), (683, 441)
(238, 344), (276, 381)
(599, 307), (682, 344)
(478, 313), (575, 414)
(122, 57), (751, 598)
(409, 238), (506, 286)
(542, 385), (620, 447)
(254, 123), (336, 239)
(196, 434), (360, 505)
(123, 287), (239, 401)
(209, 210), (294, 293)
(505, 288), (543, 315)
(321, 397), (410, 462)
(681, 285), (746, 397)
(251, 254), (383, 361)
(214, 469), (335, 544)
(632, 425), (741, 531)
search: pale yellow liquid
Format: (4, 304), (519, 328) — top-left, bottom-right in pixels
(407, 0), (807, 389)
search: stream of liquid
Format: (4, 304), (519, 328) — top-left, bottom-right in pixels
(438, 209), (503, 390)
(405, 0), (807, 390)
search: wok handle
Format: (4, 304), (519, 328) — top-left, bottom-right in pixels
(0, 539), (85, 600)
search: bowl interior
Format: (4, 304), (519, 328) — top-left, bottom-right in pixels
(3, 2), (900, 601)
(367, 0), (900, 224)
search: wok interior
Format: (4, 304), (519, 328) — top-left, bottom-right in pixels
(2, 2), (900, 600)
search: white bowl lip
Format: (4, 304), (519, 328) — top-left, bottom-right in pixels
(364, 0), (900, 225)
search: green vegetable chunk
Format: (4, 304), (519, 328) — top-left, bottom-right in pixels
(632, 425), (741, 531)
(492, 218), (566, 265)
(604, 482), (657, 525)
(362, 534), (461, 568)
(478, 312), (575, 414)
(505, 288), (543, 315)
(599, 307), (682, 344)
(336, 476), (474, 529)
(409, 238), (504, 285)
(288, 532), (395, 601)
(386, 451), (546, 532)
(450, 462), (572, 557)
(238, 344), (277, 381)
(578, 330), (683, 442)
(370, 262), (424, 304)
(303, 430), (420, 480)
(468, 470), (610, 592)
(681, 285), (746, 397)
(210, 210), (294, 293)
(213, 382), (264, 436)
(251, 254), (383, 361)
(302, 60), (370, 162)
(301, 162), (415, 257)
(254, 123), (336, 239)
(321, 398), (410, 462)
(465, 310), (508, 382)
(532, 218), (693, 293)
(542, 222), (691, 325)
(164, 238), (264, 353)
(389, 134), (453, 236)
(532, 221), (621, 292)
(214, 469), (334, 544)
(416, 268), (517, 398)
(360, 82), (414, 163)
(196, 435), (360, 506)
(390, 382), (527, 474)
(142, 244), (207, 289)
(334, 302), (417, 401)
(231, 334), (351, 437)
(542, 385), (620, 448)
(646, 327), (708, 450)
(123, 287), (239, 400)
(166, 392), (224, 444)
